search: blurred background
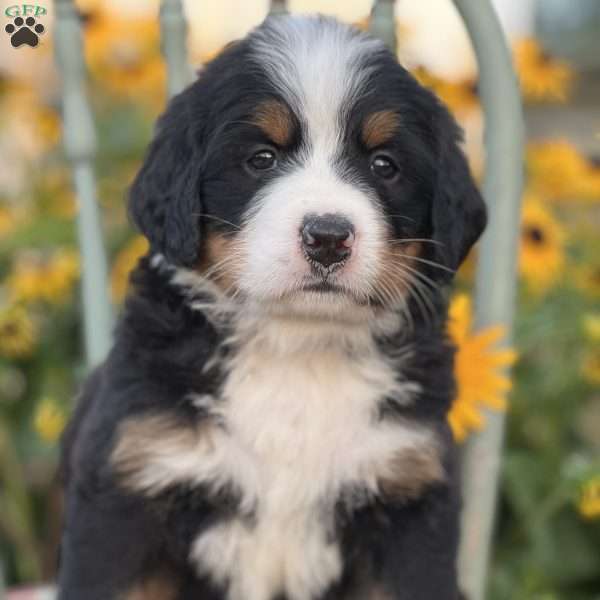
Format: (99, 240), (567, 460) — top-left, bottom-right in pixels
(0, 0), (599, 598)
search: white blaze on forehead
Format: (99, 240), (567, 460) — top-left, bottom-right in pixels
(250, 15), (384, 151)
(238, 16), (389, 307)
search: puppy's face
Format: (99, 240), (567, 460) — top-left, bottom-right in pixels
(130, 16), (486, 320)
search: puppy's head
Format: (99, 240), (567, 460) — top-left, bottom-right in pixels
(130, 15), (486, 320)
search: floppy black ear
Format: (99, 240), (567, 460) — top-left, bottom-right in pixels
(431, 114), (487, 275)
(129, 87), (204, 267)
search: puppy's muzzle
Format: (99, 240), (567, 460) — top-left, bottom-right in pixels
(301, 214), (355, 268)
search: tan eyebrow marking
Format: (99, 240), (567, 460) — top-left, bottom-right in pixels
(362, 110), (400, 149)
(253, 100), (294, 146)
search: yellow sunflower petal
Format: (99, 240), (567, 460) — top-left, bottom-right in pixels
(527, 140), (600, 203)
(111, 236), (149, 302)
(33, 397), (66, 444)
(513, 38), (574, 103)
(578, 477), (600, 520)
(84, 8), (165, 108)
(447, 294), (515, 442)
(519, 194), (566, 296)
(0, 305), (37, 359)
(7, 249), (80, 305)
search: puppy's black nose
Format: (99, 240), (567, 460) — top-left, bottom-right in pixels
(301, 214), (355, 268)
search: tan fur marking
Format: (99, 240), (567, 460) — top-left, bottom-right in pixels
(344, 565), (394, 600)
(253, 100), (294, 146)
(375, 242), (423, 305)
(362, 110), (400, 149)
(367, 588), (394, 600)
(111, 414), (216, 495)
(377, 440), (444, 501)
(197, 232), (240, 292)
(354, 586), (393, 600)
(122, 572), (179, 600)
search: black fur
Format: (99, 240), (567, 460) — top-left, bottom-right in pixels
(59, 15), (486, 600)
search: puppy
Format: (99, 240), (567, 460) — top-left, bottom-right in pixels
(59, 14), (486, 600)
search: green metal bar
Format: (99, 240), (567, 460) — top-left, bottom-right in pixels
(54, 0), (113, 367)
(452, 1), (525, 599)
(160, 0), (193, 98)
(369, 0), (397, 52)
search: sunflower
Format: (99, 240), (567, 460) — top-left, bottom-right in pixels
(0, 305), (37, 359)
(513, 38), (573, 103)
(8, 249), (80, 305)
(33, 397), (66, 444)
(83, 9), (166, 106)
(110, 236), (149, 302)
(578, 476), (600, 520)
(411, 66), (479, 117)
(527, 140), (600, 203)
(447, 294), (517, 442)
(518, 196), (566, 296)
(0, 80), (61, 159)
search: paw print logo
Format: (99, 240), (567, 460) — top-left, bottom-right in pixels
(5, 16), (45, 48)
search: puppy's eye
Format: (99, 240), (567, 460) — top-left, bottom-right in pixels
(248, 149), (277, 171)
(370, 155), (398, 180)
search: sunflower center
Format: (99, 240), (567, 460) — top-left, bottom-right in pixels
(524, 225), (546, 244)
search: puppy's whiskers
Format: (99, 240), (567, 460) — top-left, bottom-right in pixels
(375, 274), (414, 333)
(378, 254), (440, 329)
(192, 213), (243, 231)
(387, 238), (444, 247)
(398, 253), (456, 274)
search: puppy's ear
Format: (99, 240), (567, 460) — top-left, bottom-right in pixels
(129, 87), (204, 267)
(431, 112), (487, 276)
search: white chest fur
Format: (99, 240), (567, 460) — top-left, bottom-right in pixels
(189, 319), (427, 600)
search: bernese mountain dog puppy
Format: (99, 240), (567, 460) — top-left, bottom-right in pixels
(58, 14), (486, 600)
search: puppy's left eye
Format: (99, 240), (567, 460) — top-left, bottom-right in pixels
(370, 155), (398, 180)
(248, 149), (278, 171)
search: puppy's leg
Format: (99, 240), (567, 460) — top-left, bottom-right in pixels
(378, 476), (462, 600)
(58, 487), (174, 600)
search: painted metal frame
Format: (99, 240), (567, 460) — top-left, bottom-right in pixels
(54, 0), (112, 367)
(50, 1), (523, 599)
(451, 1), (524, 598)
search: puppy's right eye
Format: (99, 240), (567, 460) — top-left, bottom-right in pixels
(248, 149), (277, 171)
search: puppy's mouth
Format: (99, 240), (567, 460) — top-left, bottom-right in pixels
(295, 274), (370, 308)
(301, 280), (345, 294)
